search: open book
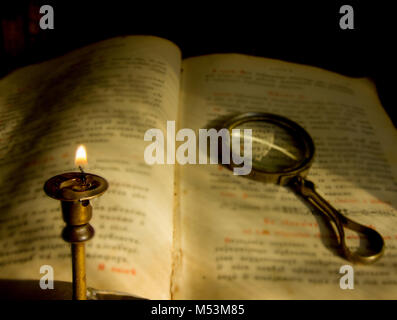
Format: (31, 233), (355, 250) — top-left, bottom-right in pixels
(0, 36), (396, 299)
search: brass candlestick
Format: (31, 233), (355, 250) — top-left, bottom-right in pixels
(44, 172), (108, 300)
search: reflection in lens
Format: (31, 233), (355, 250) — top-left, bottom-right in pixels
(231, 120), (306, 173)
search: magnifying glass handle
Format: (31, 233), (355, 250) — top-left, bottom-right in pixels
(289, 176), (385, 264)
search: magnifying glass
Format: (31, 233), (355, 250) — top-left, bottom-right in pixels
(223, 112), (385, 264)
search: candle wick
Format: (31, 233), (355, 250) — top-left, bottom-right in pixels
(79, 166), (87, 184)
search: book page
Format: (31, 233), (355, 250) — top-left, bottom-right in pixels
(172, 54), (397, 299)
(0, 36), (181, 299)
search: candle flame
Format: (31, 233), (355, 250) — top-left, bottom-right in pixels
(75, 145), (87, 167)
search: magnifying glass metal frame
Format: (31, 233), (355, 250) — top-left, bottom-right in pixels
(224, 112), (385, 264)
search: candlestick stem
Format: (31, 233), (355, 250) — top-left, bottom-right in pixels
(71, 243), (86, 300)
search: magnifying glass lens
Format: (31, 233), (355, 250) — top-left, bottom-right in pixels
(233, 120), (307, 173)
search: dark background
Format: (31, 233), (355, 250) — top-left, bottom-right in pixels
(0, 1), (395, 126)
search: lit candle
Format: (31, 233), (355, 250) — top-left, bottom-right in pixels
(44, 145), (108, 300)
(75, 145), (88, 167)
(75, 145), (88, 184)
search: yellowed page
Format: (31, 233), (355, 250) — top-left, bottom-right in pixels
(172, 54), (397, 299)
(0, 36), (181, 299)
